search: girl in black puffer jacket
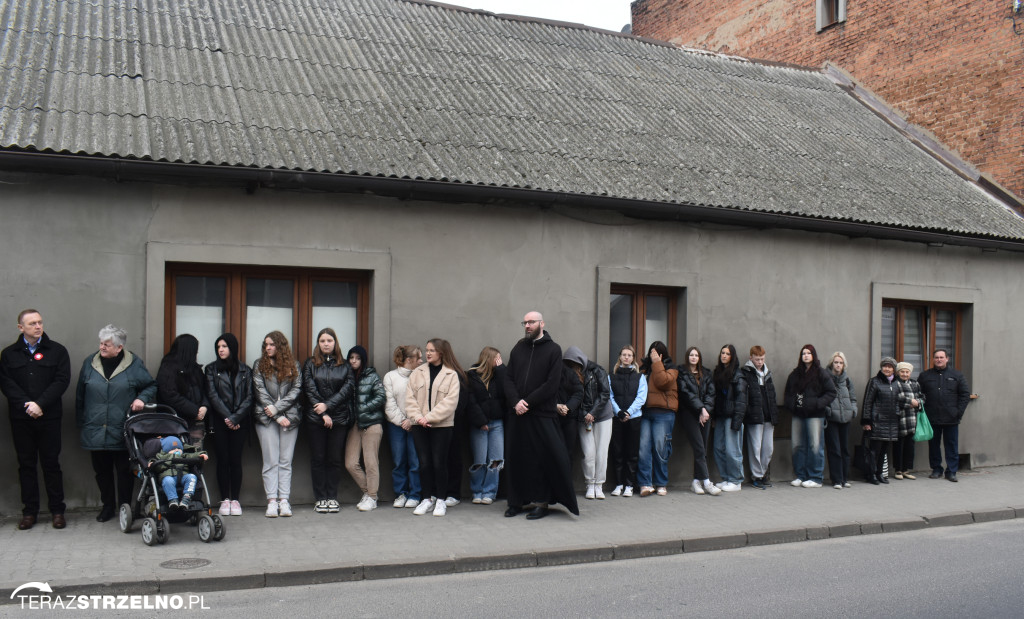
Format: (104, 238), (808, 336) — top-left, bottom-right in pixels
(205, 333), (253, 516)
(303, 328), (355, 514)
(783, 344), (837, 488)
(344, 345), (385, 511)
(678, 346), (720, 496)
(861, 357), (900, 485)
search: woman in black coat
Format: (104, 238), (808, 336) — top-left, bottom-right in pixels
(678, 346), (720, 496)
(466, 347), (506, 504)
(204, 333), (253, 516)
(861, 357), (901, 485)
(303, 327), (355, 514)
(783, 344), (837, 488)
(156, 334), (208, 447)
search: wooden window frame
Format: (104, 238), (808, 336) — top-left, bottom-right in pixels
(882, 300), (963, 370)
(610, 283), (678, 358)
(164, 262), (370, 361)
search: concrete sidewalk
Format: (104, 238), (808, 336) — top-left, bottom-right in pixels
(3, 465), (1022, 602)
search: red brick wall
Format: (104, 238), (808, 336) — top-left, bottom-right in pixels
(631, 0), (1024, 201)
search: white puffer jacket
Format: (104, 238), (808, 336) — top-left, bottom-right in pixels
(383, 366), (412, 427)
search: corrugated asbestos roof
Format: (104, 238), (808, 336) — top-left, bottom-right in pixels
(2, 0), (1023, 240)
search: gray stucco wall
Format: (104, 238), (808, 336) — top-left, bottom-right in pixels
(1, 172), (1019, 515)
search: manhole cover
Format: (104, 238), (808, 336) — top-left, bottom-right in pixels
(160, 558), (212, 570)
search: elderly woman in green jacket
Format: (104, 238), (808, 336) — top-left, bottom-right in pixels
(76, 324), (156, 522)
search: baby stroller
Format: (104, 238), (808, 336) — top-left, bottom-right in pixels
(118, 403), (226, 545)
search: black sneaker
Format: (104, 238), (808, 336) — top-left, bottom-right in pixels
(180, 495), (192, 509)
(929, 470), (943, 479)
(751, 478), (766, 489)
(946, 472), (958, 482)
(167, 499), (179, 510)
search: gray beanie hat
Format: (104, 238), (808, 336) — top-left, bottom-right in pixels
(880, 356), (897, 369)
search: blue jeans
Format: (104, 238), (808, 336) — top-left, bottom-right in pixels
(387, 423), (421, 501)
(161, 473), (196, 501)
(713, 422), (744, 484)
(469, 419), (504, 500)
(791, 416), (825, 483)
(638, 410), (675, 487)
(929, 424), (959, 475)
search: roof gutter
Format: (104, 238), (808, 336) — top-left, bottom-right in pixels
(2, 150), (1022, 253)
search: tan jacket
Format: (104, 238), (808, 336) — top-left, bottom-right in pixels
(645, 359), (679, 412)
(405, 363), (459, 428)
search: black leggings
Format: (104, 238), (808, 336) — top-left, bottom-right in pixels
(678, 412), (711, 480)
(412, 425), (453, 500)
(211, 421), (246, 500)
(609, 416), (641, 487)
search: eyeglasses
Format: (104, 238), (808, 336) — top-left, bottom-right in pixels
(521, 320), (540, 326)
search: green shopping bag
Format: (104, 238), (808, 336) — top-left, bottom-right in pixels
(914, 407), (934, 442)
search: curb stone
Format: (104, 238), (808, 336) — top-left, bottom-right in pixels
(880, 518), (927, 533)
(923, 511), (974, 527)
(746, 528), (808, 546)
(612, 539), (683, 560)
(971, 508), (1015, 523)
(536, 546), (614, 567)
(682, 533), (746, 553)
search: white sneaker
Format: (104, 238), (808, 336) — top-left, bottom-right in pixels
(265, 501), (279, 518)
(790, 479), (804, 487)
(585, 484), (596, 500)
(314, 500), (329, 513)
(622, 486), (634, 497)
(715, 481), (727, 489)
(595, 485), (605, 499)
(230, 500), (242, 516)
(219, 500), (231, 516)
(444, 497), (460, 507)
(611, 485), (624, 496)
(721, 482), (742, 492)
(278, 499), (292, 517)
(481, 497), (493, 505)
(413, 498), (435, 516)
(703, 480), (722, 496)
(691, 480), (705, 495)
(433, 500), (447, 517)
(801, 480), (822, 488)
(327, 499), (340, 512)
(405, 497), (420, 508)
(843, 482), (853, 488)
(357, 496), (377, 512)
(393, 494), (407, 508)
(833, 484), (842, 489)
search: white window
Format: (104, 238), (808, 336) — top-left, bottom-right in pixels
(816, 0), (847, 32)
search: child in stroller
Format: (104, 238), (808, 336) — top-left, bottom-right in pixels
(149, 436), (208, 510)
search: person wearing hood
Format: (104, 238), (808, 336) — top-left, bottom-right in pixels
(564, 346), (613, 500)
(345, 345), (386, 512)
(637, 341), (678, 497)
(383, 345), (422, 509)
(741, 345), (779, 490)
(823, 352), (857, 489)
(502, 311), (579, 520)
(157, 334), (208, 448)
(76, 324), (155, 523)
(204, 332), (253, 516)
(712, 344), (747, 492)
(861, 357), (901, 485)
(303, 327), (355, 514)
(607, 345), (646, 497)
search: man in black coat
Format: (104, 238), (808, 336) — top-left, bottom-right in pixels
(918, 349), (971, 482)
(0, 309), (71, 529)
(503, 311), (579, 520)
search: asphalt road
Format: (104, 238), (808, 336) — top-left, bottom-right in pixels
(88, 519), (1024, 618)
